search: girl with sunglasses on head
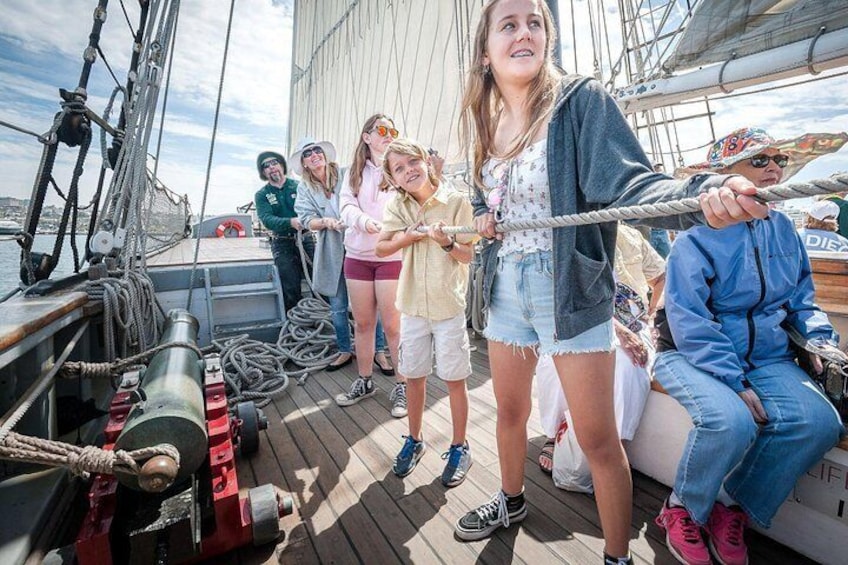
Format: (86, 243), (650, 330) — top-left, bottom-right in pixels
(454, 1), (770, 562)
(653, 127), (845, 565)
(292, 137), (392, 373)
(336, 114), (408, 417)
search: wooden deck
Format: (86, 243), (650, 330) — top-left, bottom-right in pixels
(228, 337), (815, 565)
(146, 237), (273, 267)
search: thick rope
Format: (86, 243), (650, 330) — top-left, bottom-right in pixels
(0, 432), (179, 480)
(430, 174), (848, 234)
(214, 297), (338, 407)
(59, 340), (206, 380)
(86, 271), (164, 361)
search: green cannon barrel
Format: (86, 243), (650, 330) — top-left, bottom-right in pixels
(114, 309), (207, 491)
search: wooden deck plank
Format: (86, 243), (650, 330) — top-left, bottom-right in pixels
(146, 238), (273, 267)
(231, 332), (818, 564)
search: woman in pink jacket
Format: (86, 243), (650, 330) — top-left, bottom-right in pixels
(336, 113), (408, 418)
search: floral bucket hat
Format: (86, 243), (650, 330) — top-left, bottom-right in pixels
(675, 127), (848, 182)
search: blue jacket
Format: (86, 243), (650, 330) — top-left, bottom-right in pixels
(472, 76), (731, 339)
(663, 211), (837, 392)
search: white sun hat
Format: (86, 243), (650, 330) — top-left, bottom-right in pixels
(289, 137), (337, 176)
(808, 199), (840, 221)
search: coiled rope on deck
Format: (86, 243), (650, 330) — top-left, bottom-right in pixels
(433, 174), (848, 234)
(214, 297), (338, 407)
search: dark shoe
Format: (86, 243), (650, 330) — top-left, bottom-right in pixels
(326, 352), (354, 372)
(374, 352), (395, 376)
(604, 553), (633, 565)
(335, 377), (376, 407)
(455, 491), (527, 541)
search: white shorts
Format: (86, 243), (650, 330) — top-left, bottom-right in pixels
(398, 313), (471, 381)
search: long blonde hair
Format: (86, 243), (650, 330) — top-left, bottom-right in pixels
(459, 0), (563, 188)
(382, 138), (440, 196)
(302, 161), (339, 194)
(349, 113), (394, 196)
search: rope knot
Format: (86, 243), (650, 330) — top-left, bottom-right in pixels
(68, 444), (120, 477)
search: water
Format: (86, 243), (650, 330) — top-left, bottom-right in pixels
(0, 234), (89, 295)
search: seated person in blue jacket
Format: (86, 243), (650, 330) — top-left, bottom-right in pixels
(798, 199), (848, 253)
(653, 127), (845, 565)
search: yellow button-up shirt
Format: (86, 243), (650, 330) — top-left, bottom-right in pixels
(382, 184), (478, 320)
(614, 223), (666, 304)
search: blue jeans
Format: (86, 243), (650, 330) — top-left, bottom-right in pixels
(648, 228), (671, 258)
(325, 272), (386, 354)
(484, 250), (614, 355)
(654, 351), (843, 527)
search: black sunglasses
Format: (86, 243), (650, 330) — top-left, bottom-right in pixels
(749, 153), (789, 168)
(302, 146), (324, 159)
(261, 159), (280, 170)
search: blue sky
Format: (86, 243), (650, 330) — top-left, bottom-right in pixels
(0, 0), (846, 217)
(0, 0), (294, 216)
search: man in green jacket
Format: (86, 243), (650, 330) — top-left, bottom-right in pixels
(254, 151), (315, 314)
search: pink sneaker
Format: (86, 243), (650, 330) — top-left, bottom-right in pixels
(655, 501), (712, 565)
(706, 502), (749, 565)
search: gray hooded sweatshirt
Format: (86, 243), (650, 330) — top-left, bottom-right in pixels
(472, 76), (731, 340)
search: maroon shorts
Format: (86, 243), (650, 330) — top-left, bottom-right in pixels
(344, 257), (402, 281)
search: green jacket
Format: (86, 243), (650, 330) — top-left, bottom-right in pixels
(255, 178), (299, 236)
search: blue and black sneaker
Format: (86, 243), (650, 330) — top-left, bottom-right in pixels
(441, 441), (472, 487)
(392, 435), (425, 477)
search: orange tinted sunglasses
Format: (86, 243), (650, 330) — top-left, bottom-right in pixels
(371, 125), (399, 139)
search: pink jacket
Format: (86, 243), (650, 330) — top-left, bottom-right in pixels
(339, 160), (401, 262)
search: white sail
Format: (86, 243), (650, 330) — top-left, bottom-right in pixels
(288, 0), (480, 168)
(666, 0), (848, 71)
(614, 0), (848, 113)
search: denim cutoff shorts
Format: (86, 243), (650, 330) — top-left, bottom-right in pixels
(484, 250), (614, 356)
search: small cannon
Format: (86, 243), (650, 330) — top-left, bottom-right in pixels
(113, 309), (206, 492)
(75, 309), (294, 564)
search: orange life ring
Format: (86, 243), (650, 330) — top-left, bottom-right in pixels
(215, 219), (246, 238)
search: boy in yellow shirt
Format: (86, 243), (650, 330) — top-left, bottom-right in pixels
(376, 139), (478, 487)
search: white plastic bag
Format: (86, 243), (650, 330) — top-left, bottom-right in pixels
(542, 326), (652, 492)
(552, 410), (595, 493)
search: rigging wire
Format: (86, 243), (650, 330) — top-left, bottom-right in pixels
(585, 0), (600, 77)
(429, 0), (459, 152)
(151, 5), (180, 183)
(344, 16), (362, 121)
(599, 0), (615, 80)
(95, 46), (124, 90)
(569, 0), (578, 72)
(117, 0), (137, 36)
(186, 0), (236, 312)
(0, 119), (49, 142)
